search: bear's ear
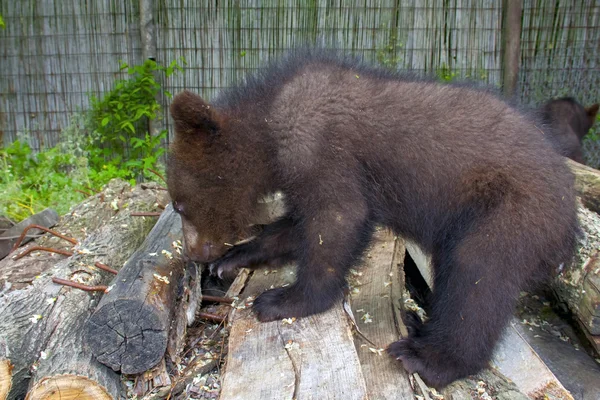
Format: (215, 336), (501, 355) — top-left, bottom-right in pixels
(170, 91), (221, 137)
(586, 103), (599, 121)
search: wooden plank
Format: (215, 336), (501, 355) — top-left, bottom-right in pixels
(220, 264), (368, 400)
(0, 208), (59, 260)
(349, 229), (413, 400)
(494, 322), (573, 399)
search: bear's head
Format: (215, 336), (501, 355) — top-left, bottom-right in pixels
(544, 97), (599, 139)
(167, 91), (259, 263)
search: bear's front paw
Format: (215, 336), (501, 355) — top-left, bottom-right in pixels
(208, 243), (255, 279)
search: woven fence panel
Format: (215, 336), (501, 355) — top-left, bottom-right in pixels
(519, 0), (600, 106)
(155, 0), (503, 141)
(0, 0), (141, 150)
(0, 0), (597, 150)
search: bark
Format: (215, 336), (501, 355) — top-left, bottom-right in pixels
(85, 205), (187, 375)
(0, 180), (165, 400)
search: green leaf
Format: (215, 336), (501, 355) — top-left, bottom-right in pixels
(123, 121), (135, 134)
(101, 117), (110, 127)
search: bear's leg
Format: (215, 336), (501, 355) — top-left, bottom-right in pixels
(388, 227), (528, 388)
(252, 192), (372, 322)
(210, 216), (297, 278)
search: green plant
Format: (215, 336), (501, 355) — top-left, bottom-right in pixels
(87, 58), (184, 184)
(0, 59), (184, 222)
(0, 139), (86, 221)
(436, 63), (458, 83)
(376, 34), (403, 70)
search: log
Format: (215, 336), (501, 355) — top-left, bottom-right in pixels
(84, 205), (186, 375)
(24, 194), (163, 400)
(347, 229), (413, 399)
(554, 203), (600, 336)
(0, 208), (59, 260)
(0, 180), (165, 292)
(0, 180), (165, 400)
(568, 159), (600, 214)
(0, 337), (11, 400)
(443, 367), (528, 400)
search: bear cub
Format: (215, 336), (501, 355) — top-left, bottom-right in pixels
(539, 97), (598, 164)
(166, 52), (579, 388)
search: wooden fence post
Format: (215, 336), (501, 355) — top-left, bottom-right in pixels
(139, 0), (160, 138)
(502, 0), (523, 98)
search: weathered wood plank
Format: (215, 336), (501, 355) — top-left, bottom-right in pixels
(0, 208), (59, 260)
(349, 229), (413, 400)
(220, 264), (368, 400)
(493, 322), (573, 400)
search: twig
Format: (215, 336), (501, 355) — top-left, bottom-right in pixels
(14, 246), (73, 260)
(412, 373), (434, 400)
(131, 212), (162, 217)
(84, 185), (101, 194)
(95, 261), (118, 275)
(52, 277), (108, 292)
(75, 189), (93, 197)
(197, 312), (226, 323)
(146, 168), (166, 183)
(0, 233), (45, 240)
(168, 359), (219, 399)
(10, 224), (78, 253)
(201, 295), (234, 305)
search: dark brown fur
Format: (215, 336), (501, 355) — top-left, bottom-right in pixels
(540, 97), (599, 163)
(166, 51), (579, 388)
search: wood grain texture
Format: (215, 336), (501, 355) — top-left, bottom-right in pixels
(0, 181), (163, 400)
(220, 264), (368, 400)
(568, 159), (600, 214)
(349, 229), (413, 400)
(0, 208), (59, 260)
(85, 205), (185, 375)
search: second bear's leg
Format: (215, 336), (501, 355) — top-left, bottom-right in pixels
(253, 195), (373, 322)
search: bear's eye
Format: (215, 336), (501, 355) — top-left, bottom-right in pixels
(173, 201), (185, 215)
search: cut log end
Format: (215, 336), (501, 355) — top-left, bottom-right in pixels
(26, 375), (113, 400)
(85, 299), (168, 375)
(0, 359), (13, 400)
